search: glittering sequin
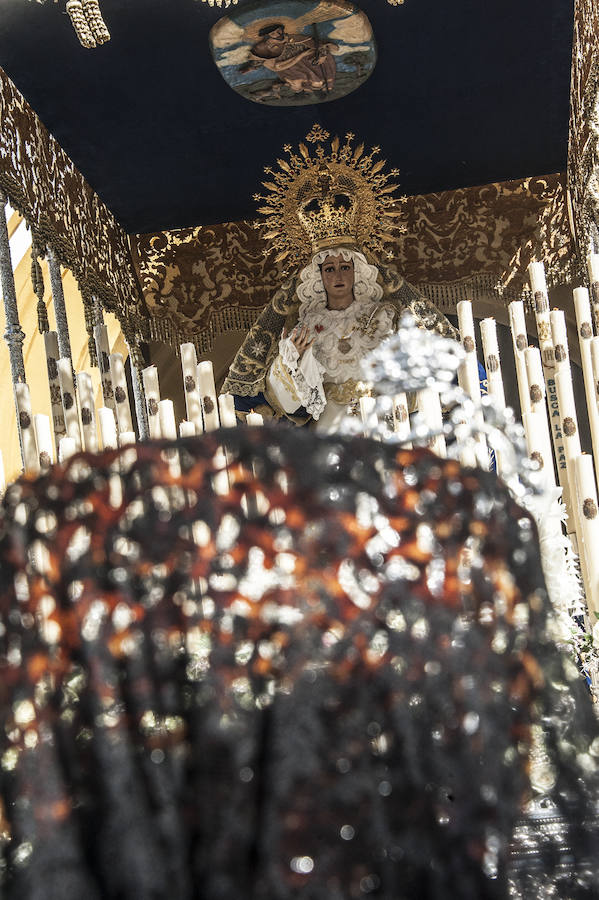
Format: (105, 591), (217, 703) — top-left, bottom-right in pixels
(0, 428), (596, 899)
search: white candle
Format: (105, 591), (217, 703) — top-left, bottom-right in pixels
(417, 388), (446, 458)
(77, 371), (99, 454)
(554, 366), (582, 532)
(392, 392), (412, 448)
(586, 252), (599, 286)
(573, 286), (593, 333)
(246, 411), (264, 427)
(527, 260), (557, 375)
(508, 300), (528, 341)
(549, 310), (575, 409)
(180, 343), (203, 433)
(158, 399), (178, 441)
(158, 400), (181, 479)
(456, 299), (475, 337)
(548, 308), (578, 524)
(216, 395), (236, 500)
(58, 436), (77, 463)
(454, 421), (478, 469)
(590, 338), (599, 420)
(522, 411), (555, 489)
(524, 347), (546, 413)
(359, 395), (376, 432)
(588, 253), (599, 334)
(480, 316), (510, 476)
(179, 420), (196, 438)
(15, 382), (40, 475)
(218, 393), (237, 429)
(528, 261), (548, 297)
(142, 365), (163, 440)
(479, 317), (506, 410)
(43, 331), (66, 442)
(119, 431), (136, 447)
(108, 353), (134, 435)
(456, 301), (481, 401)
(522, 347), (566, 480)
(459, 354), (481, 403)
(33, 414), (54, 471)
(573, 287), (599, 487)
(197, 361), (220, 431)
(212, 447), (230, 496)
(508, 300), (531, 415)
(524, 347), (566, 490)
(57, 358), (82, 450)
(573, 454), (599, 618)
(456, 300), (489, 468)
(549, 308), (569, 364)
(93, 324), (116, 413)
(97, 406), (118, 451)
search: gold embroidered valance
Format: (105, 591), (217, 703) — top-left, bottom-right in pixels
(0, 67), (144, 331)
(132, 172), (573, 352)
(568, 0), (599, 262)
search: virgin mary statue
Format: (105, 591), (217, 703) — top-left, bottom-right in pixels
(222, 127), (457, 430)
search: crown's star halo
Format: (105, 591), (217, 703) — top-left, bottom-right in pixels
(305, 124), (330, 144)
(254, 124), (407, 266)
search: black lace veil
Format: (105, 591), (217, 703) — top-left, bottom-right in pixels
(0, 428), (596, 899)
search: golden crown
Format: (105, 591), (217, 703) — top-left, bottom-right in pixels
(253, 124), (408, 266)
(296, 168), (359, 252)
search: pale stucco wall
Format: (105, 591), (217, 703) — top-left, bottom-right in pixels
(0, 210), (125, 482)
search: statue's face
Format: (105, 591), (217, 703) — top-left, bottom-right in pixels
(320, 254), (354, 303)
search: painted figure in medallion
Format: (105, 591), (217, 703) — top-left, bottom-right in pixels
(210, 0), (376, 107)
(244, 22), (336, 96)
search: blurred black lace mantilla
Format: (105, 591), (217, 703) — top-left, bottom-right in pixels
(341, 312), (597, 696)
(0, 428), (598, 899)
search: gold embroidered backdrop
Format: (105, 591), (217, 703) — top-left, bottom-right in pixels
(132, 172), (574, 353)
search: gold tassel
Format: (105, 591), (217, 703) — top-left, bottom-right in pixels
(81, 0), (111, 45)
(65, 0), (96, 48)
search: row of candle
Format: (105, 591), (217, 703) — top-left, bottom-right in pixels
(381, 269), (599, 619)
(5, 251), (599, 622)
(8, 323), (270, 488)
(466, 257), (599, 619)
(141, 343), (264, 441)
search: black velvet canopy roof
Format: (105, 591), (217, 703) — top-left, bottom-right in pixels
(0, 0), (573, 235)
